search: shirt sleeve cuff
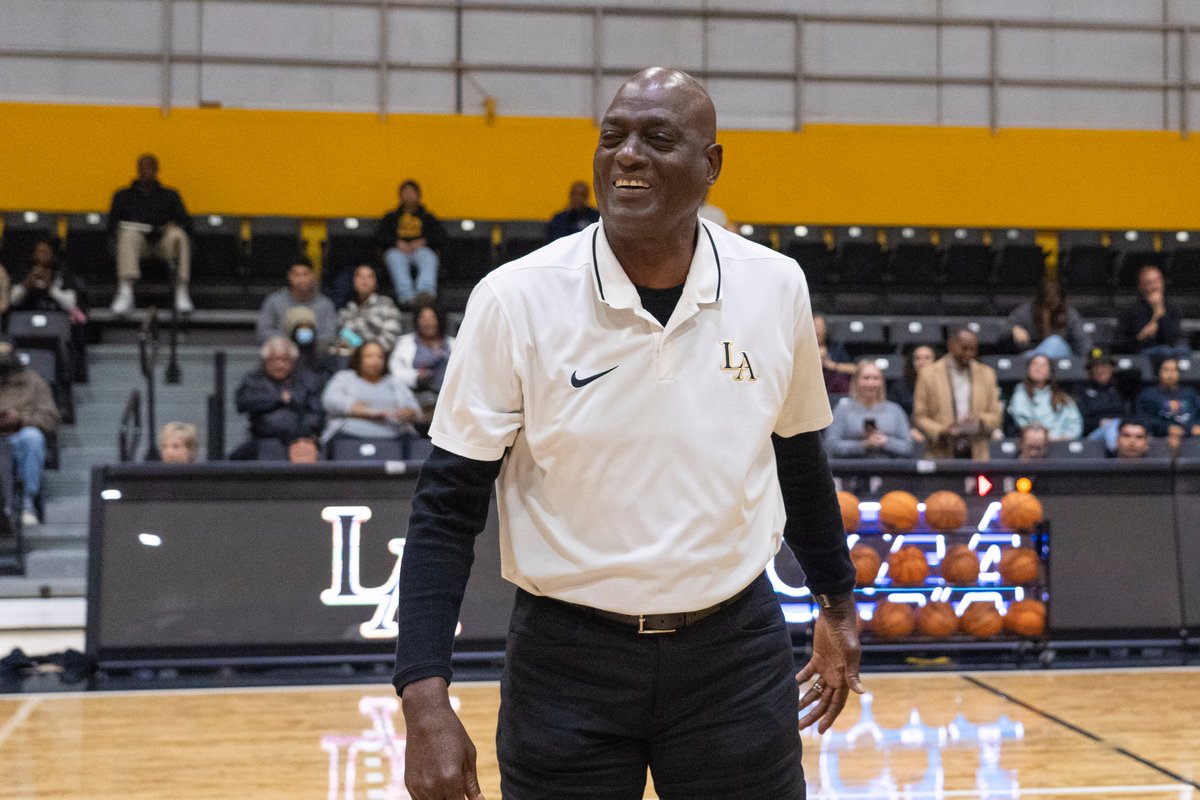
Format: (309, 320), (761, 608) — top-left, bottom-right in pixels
(430, 432), (508, 462)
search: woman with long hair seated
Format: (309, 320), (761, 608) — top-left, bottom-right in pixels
(1007, 278), (1091, 358)
(1007, 353), (1083, 440)
(823, 360), (914, 458)
(322, 341), (422, 445)
(389, 302), (454, 413)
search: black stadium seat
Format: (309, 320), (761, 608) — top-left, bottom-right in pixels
(328, 436), (408, 462)
(1162, 229), (1200, 315)
(992, 228), (1045, 311)
(780, 225), (834, 305)
(885, 227), (939, 313)
(939, 227), (993, 314)
(190, 214), (244, 286)
(1110, 229), (1163, 292)
(832, 226), (886, 312)
(64, 212), (111, 282)
(439, 219), (494, 310)
(246, 216), (304, 286)
(1057, 229), (1115, 315)
(498, 220), (548, 264)
(826, 317), (886, 357)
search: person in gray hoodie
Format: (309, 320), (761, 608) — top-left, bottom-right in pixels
(824, 360), (914, 458)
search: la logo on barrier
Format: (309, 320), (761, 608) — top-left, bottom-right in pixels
(318, 506), (405, 639)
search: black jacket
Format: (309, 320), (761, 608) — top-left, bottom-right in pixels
(1117, 297), (1185, 352)
(1073, 380), (1126, 435)
(235, 367), (324, 441)
(376, 205), (445, 251)
(107, 180), (193, 240)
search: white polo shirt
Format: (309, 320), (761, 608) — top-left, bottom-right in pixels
(429, 218), (832, 614)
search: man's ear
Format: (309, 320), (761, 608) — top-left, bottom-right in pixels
(705, 143), (723, 185)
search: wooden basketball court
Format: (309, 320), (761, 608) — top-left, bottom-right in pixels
(1, 667), (1197, 799)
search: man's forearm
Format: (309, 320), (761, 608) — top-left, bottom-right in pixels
(392, 446), (501, 694)
(773, 431), (856, 597)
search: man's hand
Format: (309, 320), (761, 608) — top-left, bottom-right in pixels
(0, 409), (21, 434)
(1011, 325), (1030, 347)
(402, 677), (485, 800)
(795, 597), (864, 733)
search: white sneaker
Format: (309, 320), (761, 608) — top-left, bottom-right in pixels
(175, 286), (194, 314)
(110, 283), (134, 316)
(21, 509), (38, 527)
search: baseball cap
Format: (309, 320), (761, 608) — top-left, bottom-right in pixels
(1086, 347), (1115, 368)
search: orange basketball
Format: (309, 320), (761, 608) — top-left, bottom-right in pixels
(998, 546), (1041, 585)
(838, 491), (861, 533)
(960, 603), (1005, 638)
(939, 544), (980, 585)
(999, 491), (1044, 531)
(924, 491), (968, 532)
(887, 545), (929, 587)
(878, 490), (920, 533)
(871, 600), (916, 639)
(915, 601), (959, 637)
(1005, 599), (1047, 637)
(850, 543), (882, 587)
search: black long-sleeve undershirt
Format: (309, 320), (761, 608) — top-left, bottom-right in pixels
(392, 432), (855, 695)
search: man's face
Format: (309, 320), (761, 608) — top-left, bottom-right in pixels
(400, 185), (420, 209)
(1019, 429), (1048, 460)
(136, 156), (158, 184)
(352, 266), (376, 297)
(948, 331), (978, 368)
(1116, 424), (1150, 459)
(568, 181), (589, 210)
(288, 264), (316, 296)
(593, 69), (721, 240)
(1089, 362), (1114, 385)
(1139, 267), (1164, 298)
(1159, 359), (1180, 389)
(264, 351), (295, 382)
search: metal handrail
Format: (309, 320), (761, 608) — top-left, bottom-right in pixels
(1, 1), (1194, 135)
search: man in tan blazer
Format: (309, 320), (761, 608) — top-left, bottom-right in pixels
(913, 328), (1003, 460)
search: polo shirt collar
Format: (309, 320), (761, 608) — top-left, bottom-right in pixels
(590, 218), (723, 311)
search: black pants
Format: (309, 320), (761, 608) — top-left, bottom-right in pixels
(497, 573), (805, 800)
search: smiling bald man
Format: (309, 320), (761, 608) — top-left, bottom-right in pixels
(393, 67), (862, 800)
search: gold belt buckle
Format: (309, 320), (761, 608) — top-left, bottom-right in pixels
(638, 614), (676, 634)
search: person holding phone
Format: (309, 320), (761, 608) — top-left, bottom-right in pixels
(823, 360), (914, 458)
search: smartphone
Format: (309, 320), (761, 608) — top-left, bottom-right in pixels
(863, 417), (877, 434)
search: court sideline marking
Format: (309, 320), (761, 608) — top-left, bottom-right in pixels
(0, 698), (41, 749)
(962, 674), (1200, 792)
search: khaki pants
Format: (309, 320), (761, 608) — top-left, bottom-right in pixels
(116, 224), (191, 285)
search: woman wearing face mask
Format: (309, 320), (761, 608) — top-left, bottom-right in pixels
(321, 341), (423, 446)
(286, 305), (338, 384)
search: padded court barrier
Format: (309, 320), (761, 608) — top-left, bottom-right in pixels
(86, 457), (1200, 668)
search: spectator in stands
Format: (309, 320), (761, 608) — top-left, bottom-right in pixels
(159, 422), (199, 464)
(1118, 266), (1189, 359)
(321, 341), (422, 447)
(231, 336), (324, 460)
(12, 238), (89, 383)
(888, 344), (936, 421)
(286, 306), (338, 384)
(389, 302), (455, 412)
(0, 260), (11, 315)
(1111, 419), (1151, 460)
(256, 258), (338, 346)
(1007, 354), (1083, 441)
(813, 313), (854, 394)
(823, 361), (913, 458)
(547, 180), (600, 241)
(1075, 347), (1126, 448)
(913, 327), (1003, 460)
(1007, 278), (1091, 358)
(287, 435), (322, 464)
(107, 154), (194, 315)
(336, 264), (404, 353)
(1017, 423), (1049, 460)
(1136, 357), (1200, 451)
(0, 337), (58, 526)
(377, 180), (445, 304)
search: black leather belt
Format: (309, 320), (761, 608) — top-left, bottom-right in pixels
(583, 583), (755, 634)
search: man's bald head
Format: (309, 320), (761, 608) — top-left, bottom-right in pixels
(610, 68), (717, 142)
(594, 67), (723, 246)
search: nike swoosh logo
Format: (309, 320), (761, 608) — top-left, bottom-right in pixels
(570, 365), (619, 388)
